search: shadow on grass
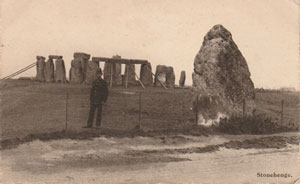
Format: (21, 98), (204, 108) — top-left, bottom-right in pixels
(218, 114), (299, 135)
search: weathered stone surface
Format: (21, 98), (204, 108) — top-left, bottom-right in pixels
(35, 56), (45, 82)
(121, 74), (125, 85)
(73, 52), (90, 80)
(166, 66), (175, 88)
(154, 65), (175, 88)
(179, 71), (186, 87)
(44, 58), (55, 82)
(49, 55), (63, 59)
(140, 63), (153, 86)
(69, 58), (84, 84)
(112, 55), (121, 59)
(54, 58), (66, 83)
(192, 24), (255, 126)
(36, 56), (45, 60)
(104, 62), (123, 85)
(84, 60), (99, 84)
(112, 55), (122, 85)
(114, 63), (122, 85)
(154, 65), (167, 87)
(124, 64), (138, 85)
(103, 62), (113, 84)
(73, 52), (90, 60)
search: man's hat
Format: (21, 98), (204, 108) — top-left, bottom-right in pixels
(96, 68), (102, 75)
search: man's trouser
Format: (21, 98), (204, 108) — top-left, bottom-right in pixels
(87, 103), (103, 127)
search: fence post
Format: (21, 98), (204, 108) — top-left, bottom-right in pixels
(195, 95), (198, 125)
(125, 64), (129, 88)
(281, 100), (284, 124)
(138, 92), (142, 130)
(65, 93), (68, 132)
(242, 98), (246, 118)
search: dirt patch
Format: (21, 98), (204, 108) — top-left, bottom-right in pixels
(223, 136), (300, 149)
(129, 136), (300, 155)
(0, 127), (212, 150)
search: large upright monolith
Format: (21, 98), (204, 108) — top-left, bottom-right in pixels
(35, 56), (46, 82)
(192, 24), (255, 126)
(140, 62), (153, 86)
(179, 71), (186, 87)
(54, 58), (67, 83)
(44, 58), (55, 82)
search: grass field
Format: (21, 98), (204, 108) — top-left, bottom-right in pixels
(0, 79), (299, 142)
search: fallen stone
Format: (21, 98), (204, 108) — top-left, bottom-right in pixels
(18, 77), (32, 80)
(192, 24), (255, 126)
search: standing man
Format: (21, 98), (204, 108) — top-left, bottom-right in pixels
(83, 68), (108, 128)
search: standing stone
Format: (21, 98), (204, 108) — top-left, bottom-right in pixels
(140, 62), (153, 86)
(84, 60), (99, 84)
(124, 64), (138, 85)
(104, 62), (113, 84)
(81, 58), (88, 80)
(155, 65), (167, 87)
(111, 55), (123, 86)
(179, 71), (186, 87)
(69, 58), (84, 84)
(104, 62), (122, 85)
(35, 56), (46, 82)
(154, 65), (175, 88)
(44, 58), (55, 82)
(73, 52), (90, 81)
(192, 24), (255, 126)
(114, 63), (122, 85)
(166, 66), (175, 88)
(121, 74), (126, 85)
(54, 58), (66, 83)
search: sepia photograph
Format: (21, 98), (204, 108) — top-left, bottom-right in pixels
(0, 0), (299, 183)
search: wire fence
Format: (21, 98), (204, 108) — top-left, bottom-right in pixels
(64, 90), (195, 132)
(1, 86), (299, 140)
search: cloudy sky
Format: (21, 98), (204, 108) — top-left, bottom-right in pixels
(1, 0), (298, 89)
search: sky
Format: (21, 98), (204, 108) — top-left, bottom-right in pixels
(0, 0), (299, 89)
